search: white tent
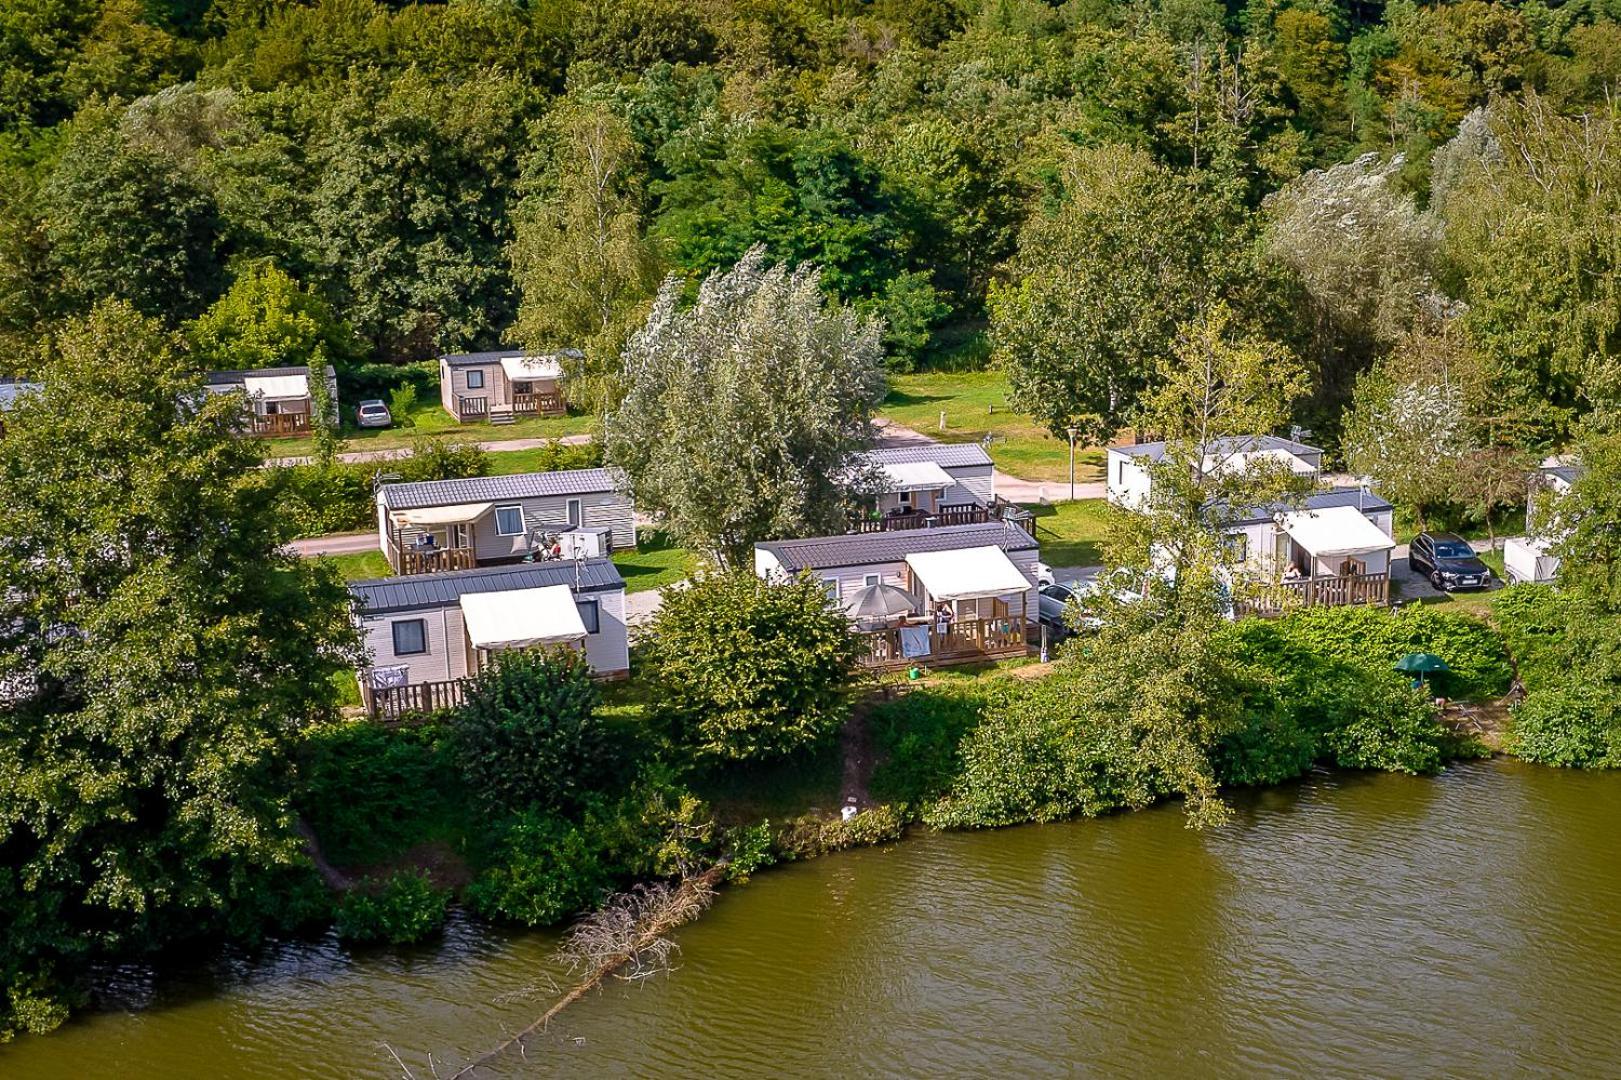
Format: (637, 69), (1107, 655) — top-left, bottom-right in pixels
(241, 373), (309, 400)
(500, 355), (563, 382)
(460, 584), (587, 650)
(1279, 505), (1394, 559)
(879, 460), (955, 491)
(390, 503), (492, 527)
(905, 545), (1031, 601)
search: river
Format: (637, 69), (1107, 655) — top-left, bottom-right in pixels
(8, 758), (1621, 1078)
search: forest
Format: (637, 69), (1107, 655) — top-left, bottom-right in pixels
(2, 0), (1620, 460)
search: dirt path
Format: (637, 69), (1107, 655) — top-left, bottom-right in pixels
(838, 709), (876, 812)
(265, 432), (594, 468)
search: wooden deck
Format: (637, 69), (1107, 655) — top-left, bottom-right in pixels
(249, 411), (312, 436)
(1239, 571), (1390, 616)
(858, 616), (1028, 671)
(455, 394), (489, 421)
(394, 547), (477, 575)
(362, 678), (468, 721)
(511, 390), (566, 417)
(849, 502), (1036, 536)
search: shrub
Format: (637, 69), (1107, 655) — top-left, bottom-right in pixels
(464, 810), (614, 926)
(723, 822), (777, 881)
(1493, 584), (1582, 690)
(1507, 687), (1621, 768)
(454, 648), (616, 814)
(774, 805), (906, 860)
(397, 434), (488, 482)
(295, 721), (460, 868)
(643, 571), (861, 763)
(868, 683), (1000, 805)
(389, 383), (419, 427)
(335, 871), (450, 945)
(1268, 605), (1512, 701)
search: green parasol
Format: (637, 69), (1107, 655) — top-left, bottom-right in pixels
(1393, 653), (1449, 674)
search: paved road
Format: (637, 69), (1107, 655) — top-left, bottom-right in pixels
(267, 432), (593, 468)
(288, 532), (378, 557)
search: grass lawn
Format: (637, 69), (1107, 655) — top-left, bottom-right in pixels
(881, 370), (1104, 484)
(611, 530), (697, 593)
(268, 398), (596, 457)
(319, 549), (391, 581)
(1022, 498), (1111, 568)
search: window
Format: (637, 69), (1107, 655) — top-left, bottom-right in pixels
(566, 498), (583, 527)
(1118, 459), (1126, 485)
(863, 574), (880, 587)
(899, 490), (912, 510)
(494, 505), (524, 536)
(392, 619), (427, 656)
(822, 578), (839, 600)
(465, 369), (485, 389)
(1225, 533), (1248, 564)
(512, 380), (532, 395)
(576, 598), (600, 634)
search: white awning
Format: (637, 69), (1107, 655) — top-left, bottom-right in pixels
(499, 354), (563, 382)
(241, 373), (309, 400)
(879, 460), (955, 491)
(905, 545), (1031, 602)
(1280, 505), (1394, 559)
(390, 502), (492, 527)
(460, 584), (587, 650)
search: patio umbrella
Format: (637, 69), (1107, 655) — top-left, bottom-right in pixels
(844, 583), (919, 621)
(1393, 653), (1449, 674)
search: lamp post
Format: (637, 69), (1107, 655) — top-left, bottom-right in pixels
(1065, 426), (1080, 502)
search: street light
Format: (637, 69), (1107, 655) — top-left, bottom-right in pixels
(1065, 426), (1080, 502)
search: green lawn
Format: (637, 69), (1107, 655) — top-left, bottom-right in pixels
(269, 398), (596, 457)
(1022, 498), (1111, 568)
(320, 549), (391, 581)
(881, 371), (1104, 484)
(611, 530), (697, 593)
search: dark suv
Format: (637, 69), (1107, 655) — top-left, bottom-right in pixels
(1408, 532), (1493, 591)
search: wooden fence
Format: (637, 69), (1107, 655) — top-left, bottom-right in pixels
(512, 391), (567, 417)
(455, 394), (489, 420)
(396, 547), (477, 576)
(858, 616), (1027, 672)
(1239, 571), (1390, 616)
(249, 411), (312, 436)
(362, 678), (469, 721)
(848, 504), (1036, 535)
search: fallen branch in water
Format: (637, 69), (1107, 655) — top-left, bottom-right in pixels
(447, 864), (726, 1078)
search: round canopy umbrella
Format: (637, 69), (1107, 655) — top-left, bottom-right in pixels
(1393, 653), (1450, 674)
(843, 582), (919, 621)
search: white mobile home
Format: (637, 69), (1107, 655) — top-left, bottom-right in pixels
(439, 348), (571, 424)
(350, 559), (630, 717)
(1106, 434), (1323, 509)
(754, 522), (1040, 670)
(1506, 462), (1585, 584)
(376, 468), (636, 575)
(204, 365), (339, 438)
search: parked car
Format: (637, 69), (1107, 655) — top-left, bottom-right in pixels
(355, 399), (392, 429)
(1038, 581), (1079, 630)
(1408, 532), (1493, 591)
(1035, 560), (1055, 587)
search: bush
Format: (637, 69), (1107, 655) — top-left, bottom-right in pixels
(774, 805), (906, 860)
(464, 810), (614, 926)
(295, 722), (461, 868)
(397, 434), (489, 482)
(389, 383), (418, 427)
(868, 683), (1000, 805)
(1507, 687), (1621, 767)
(1493, 584), (1581, 690)
(454, 648), (616, 815)
(340, 359), (438, 406)
(1267, 605), (1512, 701)
(644, 571), (861, 763)
(335, 871), (450, 945)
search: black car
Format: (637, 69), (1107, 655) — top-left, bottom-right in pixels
(1408, 531), (1493, 591)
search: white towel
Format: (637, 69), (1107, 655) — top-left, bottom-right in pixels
(899, 625), (932, 659)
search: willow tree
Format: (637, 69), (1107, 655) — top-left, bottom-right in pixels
(603, 248), (886, 566)
(0, 301), (358, 1038)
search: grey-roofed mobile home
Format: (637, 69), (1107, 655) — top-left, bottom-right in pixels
(863, 443), (996, 507)
(350, 560), (630, 715)
(439, 347), (576, 423)
(376, 468), (637, 575)
(203, 364), (338, 438)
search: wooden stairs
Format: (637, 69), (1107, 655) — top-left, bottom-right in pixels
(488, 407), (516, 426)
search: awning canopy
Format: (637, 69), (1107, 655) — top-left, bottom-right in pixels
(500, 354), (563, 382)
(879, 460), (955, 491)
(1280, 505), (1394, 559)
(905, 545), (1031, 602)
(242, 373), (309, 400)
(390, 502), (492, 527)
(460, 584), (586, 650)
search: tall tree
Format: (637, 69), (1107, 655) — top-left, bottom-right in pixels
(510, 99), (662, 414)
(185, 260), (361, 373)
(0, 302), (358, 1038)
(603, 248), (886, 566)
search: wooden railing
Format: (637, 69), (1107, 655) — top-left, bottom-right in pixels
(456, 395), (489, 420)
(1240, 571), (1390, 615)
(363, 678), (468, 721)
(396, 547), (477, 576)
(250, 411), (312, 436)
(847, 504), (1021, 534)
(857, 617), (1027, 671)
(512, 391), (566, 417)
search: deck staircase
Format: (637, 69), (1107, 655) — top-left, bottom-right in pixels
(488, 406), (517, 426)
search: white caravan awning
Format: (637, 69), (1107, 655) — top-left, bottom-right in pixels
(390, 502), (492, 527)
(499, 355), (563, 382)
(879, 460), (955, 491)
(460, 584), (587, 650)
(1279, 505), (1394, 559)
(1206, 447), (1316, 476)
(905, 545), (1031, 602)
(241, 373), (309, 400)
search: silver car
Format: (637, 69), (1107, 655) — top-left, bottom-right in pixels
(355, 399), (392, 429)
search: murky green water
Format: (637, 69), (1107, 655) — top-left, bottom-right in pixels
(9, 758), (1621, 1078)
